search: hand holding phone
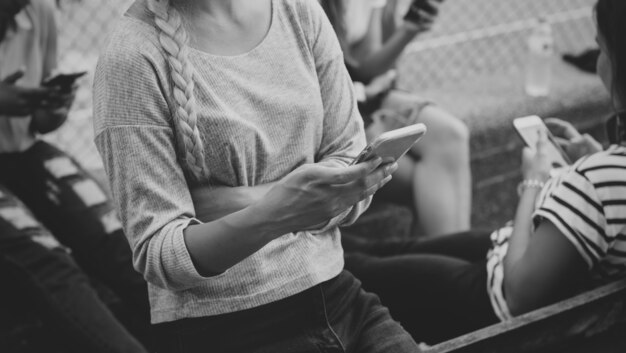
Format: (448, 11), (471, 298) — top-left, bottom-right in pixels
(403, 0), (444, 32)
(43, 71), (87, 92)
(544, 118), (603, 162)
(0, 69), (59, 116)
(352, 123), (427, 165)
(513, 115), (571, 168)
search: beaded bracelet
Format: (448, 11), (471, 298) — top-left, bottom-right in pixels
(517, 179), (546, 196)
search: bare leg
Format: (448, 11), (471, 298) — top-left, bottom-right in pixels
(381, 91), (472, 236)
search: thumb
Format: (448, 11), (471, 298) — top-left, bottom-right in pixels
(3, 68), (25, 84)
(536, 129), (549, 155)
(324, 157), (382, 185)
(553, 136), (569, 150)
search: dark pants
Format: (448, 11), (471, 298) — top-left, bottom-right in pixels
(154, 270), (422, 353)
(343, 231), (499, 345)
(0, 141), (151, 353)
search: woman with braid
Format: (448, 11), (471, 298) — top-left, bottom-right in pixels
(94, 0), (420, 352)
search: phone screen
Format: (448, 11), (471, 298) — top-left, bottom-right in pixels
(513, 116), (571, 168)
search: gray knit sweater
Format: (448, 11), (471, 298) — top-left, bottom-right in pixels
(93, 0), (370, 323)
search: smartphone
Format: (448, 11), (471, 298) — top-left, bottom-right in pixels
(351, 123), (427, 165)
(512, 115), (571, 168)
(43, 71), (87, 91)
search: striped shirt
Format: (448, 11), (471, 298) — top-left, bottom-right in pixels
(487, 145), (626, 320)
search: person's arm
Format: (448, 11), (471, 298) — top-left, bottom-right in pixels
(503, 132), (601, 315)
(504, 132), (552, 271)
(348, 0), (441, 82)
(30, 0), (74, 134)
(349, 24), (419, 82)
(504, 220), (590, 316)
(0, 71), (56, 116)
(190, 183), (275, 223)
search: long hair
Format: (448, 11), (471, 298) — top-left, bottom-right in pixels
(0, 0), (30, 43)
(596, 0), (626, 104)
(146, 0), (209, 182)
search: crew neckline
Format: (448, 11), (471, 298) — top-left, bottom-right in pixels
(189, 0), (276, 59)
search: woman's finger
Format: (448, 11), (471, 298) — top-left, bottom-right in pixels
(544, 118), (580, 140)
(535, 130), (549, 157)
(316, 158), (382, 185)
(553, 136), (570, 150)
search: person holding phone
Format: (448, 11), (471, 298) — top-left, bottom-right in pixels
(320, 0), (472, 237)
(338, 0), (626, 344)
(0, 1), (153, 352)
(93, 0), (422, 352)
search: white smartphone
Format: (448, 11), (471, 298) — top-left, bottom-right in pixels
(351, 123), (427, 165)
(512, 115), (571, 168)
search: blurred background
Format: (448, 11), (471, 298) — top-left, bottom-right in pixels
(49, 0), (598, 171)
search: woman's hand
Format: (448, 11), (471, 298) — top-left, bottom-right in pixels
(0, 70), (61, 117)
(521, 130), (552, 182)
(545, 118), (603, 162)
(30, 83), (78, 134)
(402, 0), (443, 34)
(253, 158), (396, 235)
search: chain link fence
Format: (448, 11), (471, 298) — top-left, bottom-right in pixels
(47, 0), (598, 170)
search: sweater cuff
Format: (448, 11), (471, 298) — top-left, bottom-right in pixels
(169, 218), (228, 287)
(309, 207), (353, 235)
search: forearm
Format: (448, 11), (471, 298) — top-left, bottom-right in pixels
(192, 183), (275, 222)
(351, 27), (418, 82)
(504, 188), (541, 272)
(184, 203), (287, 275)
(503, 187), (543, 313)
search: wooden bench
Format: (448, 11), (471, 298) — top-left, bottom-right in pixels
(423, 278), (626, 353)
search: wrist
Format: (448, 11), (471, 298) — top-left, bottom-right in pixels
(517, 178), (546, 197)
(398, 22), (422, 39)
(245, 201), (296, 240)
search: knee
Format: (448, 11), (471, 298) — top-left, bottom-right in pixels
(428, 108), (469, 147)
(418, 107), (470, 160)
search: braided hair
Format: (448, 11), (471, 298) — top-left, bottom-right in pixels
(0, 0), (30, 43)
(146, 0), (209, 182)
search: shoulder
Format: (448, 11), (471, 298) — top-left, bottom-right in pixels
(279, 0), (327, 29)
(94, 16), (172, 132)
(96, 15), (168, 85)
(99, 16), (163, 65)
(572, 146), (626, 187)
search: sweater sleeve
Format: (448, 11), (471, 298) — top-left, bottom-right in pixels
(93, 34), (212, 291)
(303, 0), (371, 229)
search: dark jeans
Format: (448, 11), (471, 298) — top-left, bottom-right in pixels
(343, 231), (499, 345)
(0, 141), (151, 352)
(154, 270), (422, 353)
